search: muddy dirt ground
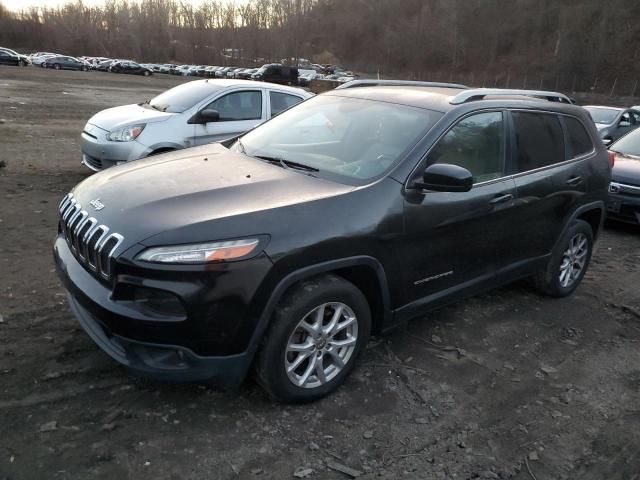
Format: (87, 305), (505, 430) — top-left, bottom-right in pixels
(1, 66), (640, 480)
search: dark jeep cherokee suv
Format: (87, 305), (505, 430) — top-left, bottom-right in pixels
(54, 82), (611, 402)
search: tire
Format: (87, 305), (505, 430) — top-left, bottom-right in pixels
(82, 66), (88, 72)
(256, 274), (371, 403)
(533, 219), (594, 297)
(143, 70), (150, 76)
(54, 63), (61, 70)
(18, 60), (25, 67)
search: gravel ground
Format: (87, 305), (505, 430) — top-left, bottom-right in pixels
(1, 66), (639, 480)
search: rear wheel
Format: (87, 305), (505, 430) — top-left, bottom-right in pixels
(81, 65), (88, 72)
(533, 219), (593, 297)
(256, 274), (371, 403)
(18, 59), (25, 67)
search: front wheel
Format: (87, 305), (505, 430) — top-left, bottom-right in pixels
(18, 60), (25, 67)
(143, 70), (150, 76)
(54, 63), (61, 70)
(256, 274), (371, 403)
(533, 219), (594, 297)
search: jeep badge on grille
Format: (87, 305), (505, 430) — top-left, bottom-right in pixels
(90, 198), (105, 211)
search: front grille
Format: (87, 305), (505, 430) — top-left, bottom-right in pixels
(58, 193), (124, 280)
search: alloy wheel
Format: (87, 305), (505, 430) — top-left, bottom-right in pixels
(558, 233), (588, 288)
(284, 302), (358, 389)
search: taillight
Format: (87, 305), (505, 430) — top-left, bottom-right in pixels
(608, 151), (616, 167)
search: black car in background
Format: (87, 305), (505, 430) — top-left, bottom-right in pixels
(607, 128), (640, 224)
(43, 55), (89, 71)
(54, 84), (610, 402)
(109, 60), (152, 76)
(0, 47), (30, 66)
(252, 63), (299, 85)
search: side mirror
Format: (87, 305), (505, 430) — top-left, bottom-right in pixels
(413, 163), (473, 192)
(189, 109), (220, 124)
(602, 138), (613, 146)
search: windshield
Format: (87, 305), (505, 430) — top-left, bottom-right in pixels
(585, 107), (620, 125)
(149, 81), (221, 113)
(236, 94), (442, 184)
(611, 129), (640, 158)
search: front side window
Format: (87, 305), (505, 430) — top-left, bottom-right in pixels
(206, 90), (262, 121)
(512, 111), (564, 173)
(426, 111), (505, 183)
(270, 92), (303, 117)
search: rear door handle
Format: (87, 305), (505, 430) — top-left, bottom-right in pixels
(489, 193), (514, 205)
(566, 176), (583, 187)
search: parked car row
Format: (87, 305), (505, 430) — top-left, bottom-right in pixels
(3, 47), (361, 86)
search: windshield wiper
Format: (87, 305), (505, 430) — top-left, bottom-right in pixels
(253, 155), (319, 172)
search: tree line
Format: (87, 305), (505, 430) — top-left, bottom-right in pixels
(1, 0), (639, 95)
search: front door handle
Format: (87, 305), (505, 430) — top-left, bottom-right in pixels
(566, 176), (583, 187)
(489, 193), (514, 205)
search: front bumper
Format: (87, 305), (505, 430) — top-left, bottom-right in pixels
(607, 182), (640, 224)
(81, 125), (151, 170)
(53, 236), (272, 386)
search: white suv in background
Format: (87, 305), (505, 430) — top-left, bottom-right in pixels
(80, 79), (312, 171)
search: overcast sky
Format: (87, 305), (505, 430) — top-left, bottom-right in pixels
(3, 0), (236, 10)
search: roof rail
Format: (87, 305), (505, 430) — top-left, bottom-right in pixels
(450, 88), (573, 105)
(335, 80), (468, 90)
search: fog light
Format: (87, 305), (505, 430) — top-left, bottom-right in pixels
(133, 287), (185, 319)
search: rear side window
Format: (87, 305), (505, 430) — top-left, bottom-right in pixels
(564, 117), (593, 158)
(512, 112), (564, 173)
(270, 92), (303, 117)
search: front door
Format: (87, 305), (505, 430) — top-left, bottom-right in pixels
(400, 110), (518, 308)
(192, 90), (265, 146)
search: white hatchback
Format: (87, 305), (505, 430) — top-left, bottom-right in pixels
(80, 79), (312, 171)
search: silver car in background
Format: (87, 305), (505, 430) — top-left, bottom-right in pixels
(81, 79), (312, 171)
(584, 106), (640, 145)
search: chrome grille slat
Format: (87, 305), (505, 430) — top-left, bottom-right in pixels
(57, 193), (124, 281)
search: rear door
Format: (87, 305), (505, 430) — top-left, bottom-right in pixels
(192, 89), (265, 146)
(509, 110), (591, 261)
(400, 110), (518, 305)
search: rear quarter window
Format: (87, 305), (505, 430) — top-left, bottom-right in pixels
(512, 111), (564, 173)
(564, 117), (594, 158)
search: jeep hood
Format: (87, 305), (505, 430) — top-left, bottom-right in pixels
(86, 104), (174, 132)
(69, 143), (353, 247)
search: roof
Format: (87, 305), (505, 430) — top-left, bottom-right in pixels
(192, 79), (311, 96)
(327, 85), (580, 114)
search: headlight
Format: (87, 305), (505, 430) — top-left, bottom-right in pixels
(107, 124), (146, 142)
(136, 238), (260, 264)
